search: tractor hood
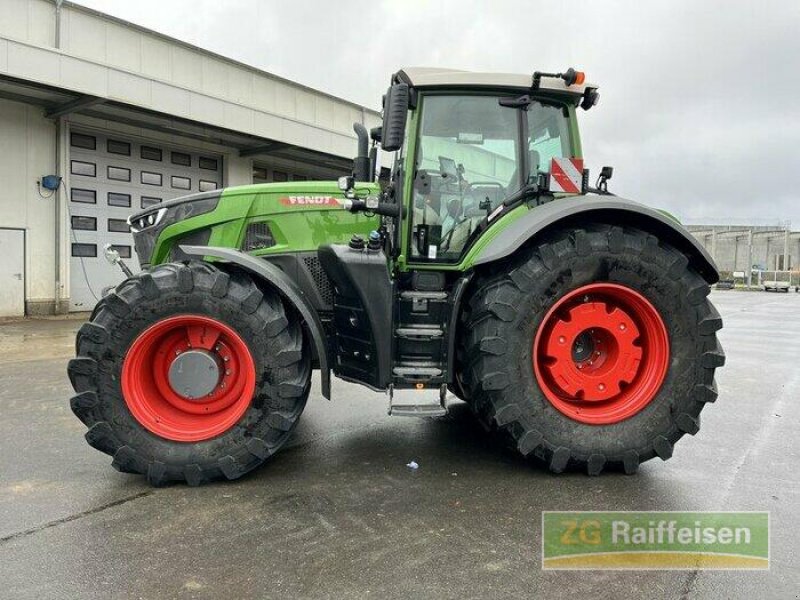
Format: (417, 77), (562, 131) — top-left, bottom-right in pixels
(130, 181), (379, 267)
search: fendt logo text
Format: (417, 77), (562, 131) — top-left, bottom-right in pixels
(279, 196), (341, 206)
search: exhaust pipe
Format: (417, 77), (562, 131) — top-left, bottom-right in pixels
(352, 123), (370, 182)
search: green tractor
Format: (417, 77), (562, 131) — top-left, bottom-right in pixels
(68, 67), (724, 485)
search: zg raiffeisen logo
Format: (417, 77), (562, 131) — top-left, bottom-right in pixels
(542, 511), (769, 570)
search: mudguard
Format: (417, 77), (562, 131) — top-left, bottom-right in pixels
(180, 245), (332, 399)
(474, 194), (719, 283)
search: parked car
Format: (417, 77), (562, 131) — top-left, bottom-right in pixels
(716, 279), (735, 290)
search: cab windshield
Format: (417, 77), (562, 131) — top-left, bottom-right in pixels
(410, 94), (572, 261)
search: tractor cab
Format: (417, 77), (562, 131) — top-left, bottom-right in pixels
(327, 68), (601, 413)
(342, 67), (599, 268)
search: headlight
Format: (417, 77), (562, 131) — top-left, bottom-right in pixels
(128, 193), (219, 234)
(128, 191), (221, 264)
(130, 207), (167, 233)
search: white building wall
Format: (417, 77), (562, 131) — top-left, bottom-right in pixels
(0, 0), (55, 47)
(0, 0), (381, 157)
(0, 97), (57, 313)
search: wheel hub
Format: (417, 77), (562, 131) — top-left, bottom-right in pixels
(533, 283), (670, 425)
(571, 330), (595, 363)
(168, 349), (221, 400)
(544, 302), (641, 402)
(121, 315), (256, 442)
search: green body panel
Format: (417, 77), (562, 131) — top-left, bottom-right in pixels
(150, 181), (379, 265)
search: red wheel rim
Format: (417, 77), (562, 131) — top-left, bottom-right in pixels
(121, 315), (256, 442)
(533, 283), (669, 425)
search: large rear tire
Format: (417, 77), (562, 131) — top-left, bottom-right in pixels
(68, 261), (310, 486)
(460, 225), (725, 475)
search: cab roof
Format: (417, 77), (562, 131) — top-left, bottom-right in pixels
(396, 67), (597, 96)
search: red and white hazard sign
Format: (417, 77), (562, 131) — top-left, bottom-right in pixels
(549, 157), (584, 194)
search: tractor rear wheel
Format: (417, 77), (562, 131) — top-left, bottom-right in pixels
(460, 224), (724, 474)
(68, 261), (310, 486)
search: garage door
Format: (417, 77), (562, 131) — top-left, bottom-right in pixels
(68, 130), (222, 311)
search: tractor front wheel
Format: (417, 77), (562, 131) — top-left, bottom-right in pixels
(460, 225), (725, 474)
(68, 261), (310, 485)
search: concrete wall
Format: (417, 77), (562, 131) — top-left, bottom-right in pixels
(0, 97), (57, 314)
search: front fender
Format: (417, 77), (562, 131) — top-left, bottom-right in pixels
(180, 245), (331, 399)
(473, 195), (719, 283)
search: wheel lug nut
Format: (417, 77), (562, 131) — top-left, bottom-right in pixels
(598, 383), (606, 391)
(558, 336), (566, 344)
(619, 323), (626, 331)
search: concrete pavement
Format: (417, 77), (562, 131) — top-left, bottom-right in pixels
(0, 291), (798, 599)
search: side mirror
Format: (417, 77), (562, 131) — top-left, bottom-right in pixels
(381, 83), (409, 152)
(581, 88), (600, 111)
(597, 166), (613, 193)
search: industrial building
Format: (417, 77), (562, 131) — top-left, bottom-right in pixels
(0, 0), (380, 316)
(688, 224), (800, 286)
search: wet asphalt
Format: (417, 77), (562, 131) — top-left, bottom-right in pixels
(0, 290), (798, 600)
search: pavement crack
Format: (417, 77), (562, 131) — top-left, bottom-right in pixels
(0, 490), (153, 544)
(679, 569), (699, 599)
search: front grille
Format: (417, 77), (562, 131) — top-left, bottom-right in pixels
(303, 255), (333, 306)
(242, 222), (275, 252)
(169, 228), (211, 261)
(132, 229), (157, 266)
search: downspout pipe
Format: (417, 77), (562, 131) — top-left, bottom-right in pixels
(54, 0), (65, 313)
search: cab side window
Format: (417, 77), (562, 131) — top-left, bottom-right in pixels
(527, 103), (572, 177)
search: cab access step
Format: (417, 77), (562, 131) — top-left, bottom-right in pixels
(388, 384), (448, 418)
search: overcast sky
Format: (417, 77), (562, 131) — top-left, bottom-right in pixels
(76, 0), (800, 225)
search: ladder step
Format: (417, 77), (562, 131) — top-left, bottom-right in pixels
(388, 387), (447, 418)
(393, 366), (442, 377)
(389, 404), (447, 418)
(396, 327), (444, 339)
(400, 290), (448, 301)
